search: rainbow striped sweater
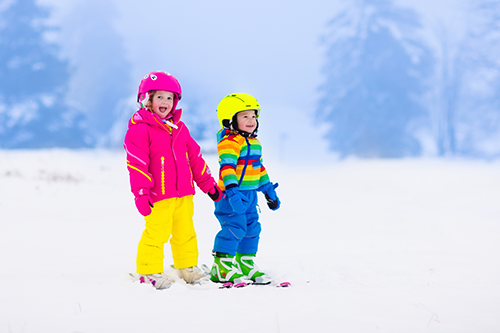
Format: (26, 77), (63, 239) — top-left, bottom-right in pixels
(216, 129), (270, 191)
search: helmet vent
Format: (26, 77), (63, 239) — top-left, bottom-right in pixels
(232, 96), (245, 103)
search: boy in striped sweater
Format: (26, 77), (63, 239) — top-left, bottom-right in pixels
(210, 93), (281, 285)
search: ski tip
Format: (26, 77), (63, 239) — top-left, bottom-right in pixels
(219, 282), (234, 289)
(217, 281), (249, 289)
(200, 264), (211, 274)
(278, 282), (291, 287)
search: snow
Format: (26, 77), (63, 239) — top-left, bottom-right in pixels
(1, 149), (499, 332)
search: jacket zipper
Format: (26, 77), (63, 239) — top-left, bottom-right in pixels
(238, 137), (251, 187)
(161, 156), (165, 195)
(170, 130), (179, 197)
(156, 118), (181, 197)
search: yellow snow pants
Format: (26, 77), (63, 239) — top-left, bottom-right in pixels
(136, 195), (198, 275)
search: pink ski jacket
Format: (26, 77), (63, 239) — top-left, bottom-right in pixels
(124, 108), (217, 203)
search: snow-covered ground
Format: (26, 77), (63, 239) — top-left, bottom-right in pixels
(1, 149), (499, 333)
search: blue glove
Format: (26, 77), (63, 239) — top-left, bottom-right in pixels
(225, 187), (249, 214)
(258, 182), (280, 211)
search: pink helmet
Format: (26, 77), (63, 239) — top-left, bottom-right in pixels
(137, 71), (182, 110)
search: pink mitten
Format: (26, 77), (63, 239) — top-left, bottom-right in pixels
(133, 188), (153, 216)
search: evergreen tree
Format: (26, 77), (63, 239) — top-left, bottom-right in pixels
(432, 28), (461, 157)
(0, 0), (88, 148)
(452, 0), (500, 157)
(317, 0), (432, 158)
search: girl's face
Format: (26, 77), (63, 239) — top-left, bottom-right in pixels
(236, 110), (258, 134)
(151, 90), (175, 118)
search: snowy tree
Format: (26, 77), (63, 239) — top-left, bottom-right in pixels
(0, 0), (88, 148)
(452, 0), (500, 158)
(425, 0), (500, 158)
(431, 27), (461, 157)
(59, 0), (133, 148)
(317, 0), (433, 158)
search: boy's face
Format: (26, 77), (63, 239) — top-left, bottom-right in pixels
(152, 90), (175, 118)
(236, 110), (257, 134)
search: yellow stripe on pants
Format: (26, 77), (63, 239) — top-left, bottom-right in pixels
(136, 195), (198, 275)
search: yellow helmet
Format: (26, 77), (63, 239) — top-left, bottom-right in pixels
(216, 93), (261, 129)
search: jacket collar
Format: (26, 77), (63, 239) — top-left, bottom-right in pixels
(129, 108), (182, 129)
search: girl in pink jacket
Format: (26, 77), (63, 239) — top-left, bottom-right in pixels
(124, 71), (222, 289)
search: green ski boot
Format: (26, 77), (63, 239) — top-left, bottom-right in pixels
(235, 253), (272, 285)
(210, 252), (252, 285)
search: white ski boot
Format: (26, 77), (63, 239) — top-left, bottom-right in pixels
(176, 266), (209, 284)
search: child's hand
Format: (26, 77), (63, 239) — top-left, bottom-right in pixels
(133, 188), (154, 216)
(225, 187), (249, 214)
(259, 182), (281, 211)
(207, 185), (223, 202)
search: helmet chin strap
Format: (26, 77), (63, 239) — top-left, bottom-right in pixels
(228, 119), (258, 138)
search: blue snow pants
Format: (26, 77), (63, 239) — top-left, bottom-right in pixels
(213, 189), (261, 256)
